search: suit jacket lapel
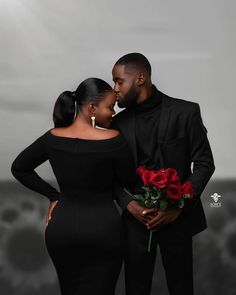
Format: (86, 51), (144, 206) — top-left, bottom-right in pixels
(158, 94), (171, 142)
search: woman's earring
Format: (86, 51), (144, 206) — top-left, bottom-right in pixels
(91, 115), (96, 128)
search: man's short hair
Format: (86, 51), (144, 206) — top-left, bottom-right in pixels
(115, 53), (152, 76)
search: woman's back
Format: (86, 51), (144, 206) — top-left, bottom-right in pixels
(47, 129), (134, 200)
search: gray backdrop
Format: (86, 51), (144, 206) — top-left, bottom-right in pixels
(0, 0), (235, 294)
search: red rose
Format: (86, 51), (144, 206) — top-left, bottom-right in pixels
(166, 184), (182, 200)
(181, 182), (193, 198)
(149, 170), (168, 188)
(137, 166), (146, 176)
(137, 166), (152, 186)
(166, 168), (180, 185)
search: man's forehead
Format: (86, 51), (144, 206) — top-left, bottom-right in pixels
(113, 64), (138, 77)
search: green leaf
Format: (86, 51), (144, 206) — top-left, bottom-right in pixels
(183, 194), (190, 199)
(133, 194), (145, 201)
(142, 186), (150, 192)
(159, 200), (168, 210)
(178, 199), (185, 208)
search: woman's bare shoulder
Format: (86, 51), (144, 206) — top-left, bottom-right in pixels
(49, 127), (120, 140)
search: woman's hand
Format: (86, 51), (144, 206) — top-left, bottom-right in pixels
(45, 200), (59, 227)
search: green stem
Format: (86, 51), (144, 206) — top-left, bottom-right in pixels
(147, 230), (153, 252)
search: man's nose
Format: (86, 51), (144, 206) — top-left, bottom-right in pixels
(114, 84), (119, 93)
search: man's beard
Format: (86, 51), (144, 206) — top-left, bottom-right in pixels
(117, 86), (138, 109)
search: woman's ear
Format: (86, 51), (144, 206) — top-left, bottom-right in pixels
(88, 103), (96, 115)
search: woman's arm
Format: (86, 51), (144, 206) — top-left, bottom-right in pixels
(11, 131), (60, 202)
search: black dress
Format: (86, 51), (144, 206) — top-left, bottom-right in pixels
(11, 129), (136, 295)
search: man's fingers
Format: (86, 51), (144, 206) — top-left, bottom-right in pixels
(135, 217), (147, 226)
(142, 208), (158, 216)
(147, 214), (165, 228)
(140, 211), (153, 221)
(135, 212), (151, 225)
(148, 218), (165, 229)
(139, 215), (150, 224)
(149, 212), (164, 224)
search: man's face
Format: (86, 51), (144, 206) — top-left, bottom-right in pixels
(112, 64), (139, 108)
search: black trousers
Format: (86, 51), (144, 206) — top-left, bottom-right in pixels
(122, 209), (193, 295)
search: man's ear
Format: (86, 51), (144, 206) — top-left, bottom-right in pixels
(137, 73), (146, 86)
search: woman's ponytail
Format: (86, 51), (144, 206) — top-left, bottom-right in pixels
(53, 91), (76, 127)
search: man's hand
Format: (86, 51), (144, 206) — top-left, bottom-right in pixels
(127, 200), (158, 226)
(45, 200), (58, 227)
(146, 207), (182, 230)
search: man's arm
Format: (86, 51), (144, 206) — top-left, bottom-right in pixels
(186, 103), (215, 208)
(110, 117), (134, 210)
(147, 103), (215, 229)
(113, 183), (133, 211)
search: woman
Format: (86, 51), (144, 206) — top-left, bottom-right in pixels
(11, 78), (136, 295)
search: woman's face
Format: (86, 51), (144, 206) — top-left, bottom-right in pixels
(94, 91), (116, 128)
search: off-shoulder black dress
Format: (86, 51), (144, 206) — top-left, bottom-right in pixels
(11, 129), (136, 295)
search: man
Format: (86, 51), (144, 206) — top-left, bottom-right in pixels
(111, 53), (215, 295)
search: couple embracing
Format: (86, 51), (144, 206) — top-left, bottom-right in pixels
(11, 53), (215, 295)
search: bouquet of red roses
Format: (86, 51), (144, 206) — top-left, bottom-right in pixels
(132, 166), (193, 251)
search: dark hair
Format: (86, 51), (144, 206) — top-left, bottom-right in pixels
(53, 78), (112, 127)
(115, 53), (152, 76)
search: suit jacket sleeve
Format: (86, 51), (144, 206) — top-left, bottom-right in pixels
(186, 103), (215, 208)
(111, 118), (136, 210)
(11, 132), (60, 202)
(112, 135), (136, 188)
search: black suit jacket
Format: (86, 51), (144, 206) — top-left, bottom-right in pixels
(111, 91), (215, 236)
